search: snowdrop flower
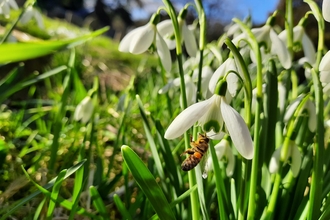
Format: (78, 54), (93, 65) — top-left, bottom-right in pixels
(202, 139), (235, 179)
(157, 17), (198, 57)
(20, 6), (44, 29)
(74, 96), (94, 123)
(284, 97), (316, 132)
(323, 0), (330, 22)
(119, 14), (171, 72)
(233, 24), (292, 69)
(269, 140), (301, 177)
(192, 66), (213, 98)
(209, 58), (240, 97)
(0, 0), (18, 18)
(158, 75), (196, 107)
(279, 25), (316, 65)
(165, 81), (254, 159)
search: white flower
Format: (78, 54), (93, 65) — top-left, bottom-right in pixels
(164, 94), (254, 159)
(323, 0), (330, 22)
(203, 139), (235, 179)
(233, 25), (292, 69)
(20, 6), (44, 29)
(279, 25), (316, 65)
(319, 50), (330, 93)
(74, 96), (94, 123)
(209, 58), (239, 97)
(119, 21), (171, 72)
(284, 97), (316, 132)
(158, 75), (196, 107)
(269, 141), (301, 177)
(0, 0), (18, 18)
(192, 66), (213, 98)
(157, 19), (198, 57)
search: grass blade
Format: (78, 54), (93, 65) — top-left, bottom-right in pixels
(90, 186), (109, 219)
(121, 145), (176, 220)
(47, 169), (67, 219)
(113, 194), (133, 220)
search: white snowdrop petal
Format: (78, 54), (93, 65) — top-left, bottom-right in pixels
(226, 72), (239, 97)
(34, 9), (44, 29)
(182, 22), (198, 57)
(156, 32), (172, 72)
(129, 24), (155, 54)
(20, 7), (33, 24)
(74, 103), (83, 121)
(269, 148), (281, 173)
(290, 144), (301, 177)
(284, 98), (301, 122)
(209, 61), (227, 93)
(301, 32), (316, 64)
(157, 20), (176, 50)
(270, 29), (292, 69)
(8, 0), (18, 10)
(119, 27), (140, 52)
(225, 146), (235, 177)
(158, 80), (174, 94)
(319, 50), (330, 71)
(220, 98), (254, 159)
(165, 98), (213, 139)
(278, 82), (286, 114)
(320, 70), (330, 83)
(323, 0), (330, 22)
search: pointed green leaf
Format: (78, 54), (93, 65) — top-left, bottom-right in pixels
(121, 145), (176, 220)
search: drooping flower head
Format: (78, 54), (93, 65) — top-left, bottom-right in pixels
(119, 13), (171, 72)
(165, 79), (254, 160)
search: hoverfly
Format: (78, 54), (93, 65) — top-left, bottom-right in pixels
(180, 133), (209, 171)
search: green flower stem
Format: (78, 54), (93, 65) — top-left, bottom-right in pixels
(285, 0), (293, 57)
(208, 140), (228, 220)
(233, 18), (262, 220)
(224, 38), (252, 126)
(302, 2), (325, 218)
(162, 1), (199, 219)
(195, 0), (206, 101)
(308, 68), (325, 220)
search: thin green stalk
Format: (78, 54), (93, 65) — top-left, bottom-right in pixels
(162, 1), (198, 219)
(308, 68), (325, 220)
(302, 1), (325, 218)
(194, 0), (206, 101)
(232, 18), (262, 220)
(285, 0), (293, 57)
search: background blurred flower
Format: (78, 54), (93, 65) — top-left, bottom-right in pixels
(20, 6), (44, 29)
(0, 0), (18, 18)
(269, 141), (301, 177)
(74, 96), (94, 124)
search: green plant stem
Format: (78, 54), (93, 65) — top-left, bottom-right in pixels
(162, 1), (199, 219)
(194, 0), (206, 101)
(308, 68), (325, 220)
(285, 0), (293, 57)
